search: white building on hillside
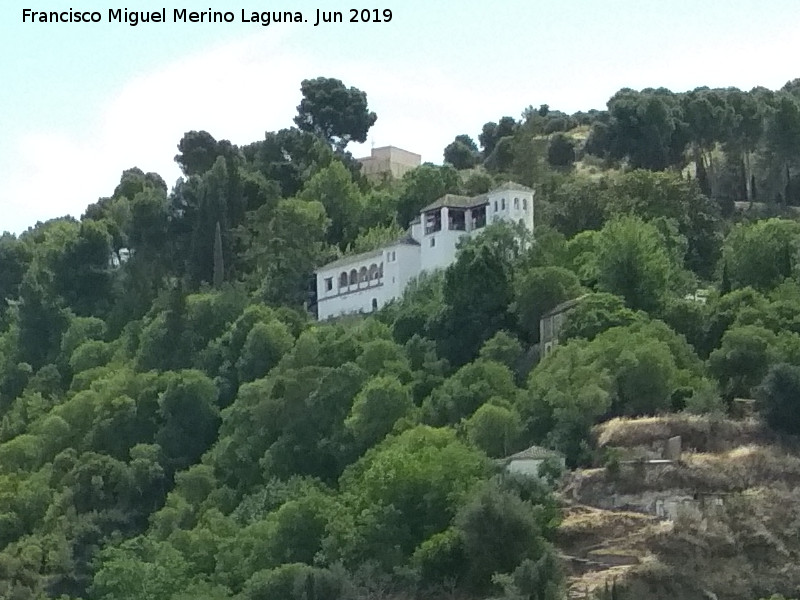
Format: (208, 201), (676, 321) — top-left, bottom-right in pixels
(315, 181), (534, 320)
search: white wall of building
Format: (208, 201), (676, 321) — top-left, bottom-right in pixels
(316, 250), (391, 320)
(392, 242), (422, 292)
(505, 455), (565, 478)
(316, 242), (422, 320)
(419, 206), (469, 272)
(506, 458), (546, 478)
(410, 219), (423, 245)
(316, 280), (393, 320)
(486, 187), (534, 231)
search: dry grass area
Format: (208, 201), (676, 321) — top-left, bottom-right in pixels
(557, 505), (659, 556)
(556, 504), (666, 599)
(566, 444), (800, 499)
(566, 564), (640, 600)
(594, 414), (769, 452)
(684, 445), (800, 489)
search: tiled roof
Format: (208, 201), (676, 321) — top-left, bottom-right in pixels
(391, 232), (421, 246)
(316, 233), (419, 272)
(317, 248), (383, 271)
(420, 181), (532, 213)
(421, 193), (488, 212)
(505, 445), (561, 461)
(541, 294), (589, 319)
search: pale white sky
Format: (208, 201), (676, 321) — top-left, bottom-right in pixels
(1, 0), (798, 234)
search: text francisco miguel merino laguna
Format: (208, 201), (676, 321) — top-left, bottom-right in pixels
(22, 7), (393, 26)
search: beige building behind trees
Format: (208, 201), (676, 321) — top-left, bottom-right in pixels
(357, 146), (421, 181)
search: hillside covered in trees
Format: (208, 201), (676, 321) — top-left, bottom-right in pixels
(2, 76), (800, 600)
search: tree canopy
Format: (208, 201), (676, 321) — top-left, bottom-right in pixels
(294, 77), (377, 151)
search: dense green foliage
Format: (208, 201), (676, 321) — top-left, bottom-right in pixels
(3, 76), (800, 600)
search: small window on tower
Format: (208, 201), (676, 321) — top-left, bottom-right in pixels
(501, 198), (506, 210)
(430, 237), (436, 247)
(324, 277), (333, 291)
(514, 197), (519, 209)
(523, 198), (528, 210)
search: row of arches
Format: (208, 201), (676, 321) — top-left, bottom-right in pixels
(338, 263), (383, 288)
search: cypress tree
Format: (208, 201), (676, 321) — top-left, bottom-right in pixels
(696, 157), (711, 197)
(213, 220), (224, 287)
(739, 158), (748, 201)
(720, 261), (731, 295)
(780, 244), (793, 280)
